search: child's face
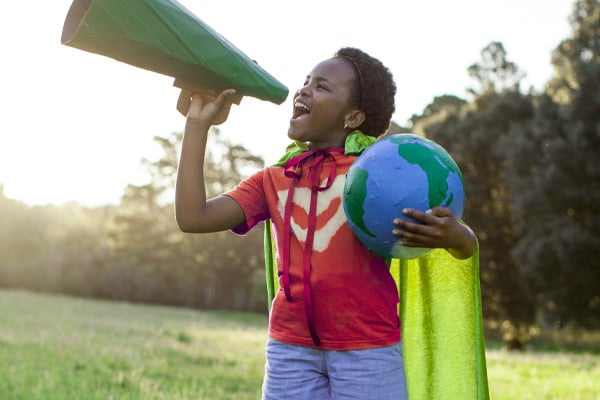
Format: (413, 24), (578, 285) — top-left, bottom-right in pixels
(288, 57), (359, 148)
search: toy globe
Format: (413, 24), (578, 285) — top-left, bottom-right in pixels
(343, 133), (465, 260)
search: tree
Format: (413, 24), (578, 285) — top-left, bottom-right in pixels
(0, 186), (45, 289)
(411, 42), (541, 343)
(409, 95), (467, 130)
(467, 42), (526, 94)
(107, 130), (267, 312)
(415, 89), (537, 340)
(505, 0), (600, 328)
(0, 186), (113, 297)
(547, 0), (600, 105)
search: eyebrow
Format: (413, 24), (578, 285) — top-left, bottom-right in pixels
(305, 75), (331, 84)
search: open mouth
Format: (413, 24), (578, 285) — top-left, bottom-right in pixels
(292, 100), (311, 120)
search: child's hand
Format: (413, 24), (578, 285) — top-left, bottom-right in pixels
(392, 206), (476, 259)
(177, 88), (237, 126)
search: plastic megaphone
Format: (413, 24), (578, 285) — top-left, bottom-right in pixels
(61, 0), (289, 105)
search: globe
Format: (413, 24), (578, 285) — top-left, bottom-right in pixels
(343, 133), (465, 260)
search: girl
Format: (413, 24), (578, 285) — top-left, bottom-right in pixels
(175, 47), (476, 400)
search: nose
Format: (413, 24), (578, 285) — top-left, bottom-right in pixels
(296, 87), (307, 98)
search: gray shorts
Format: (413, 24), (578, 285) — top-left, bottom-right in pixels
(262, 338), (408, 400)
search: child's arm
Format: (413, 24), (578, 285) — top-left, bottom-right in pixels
(392, 207), (477, 259)
(175, 89), (246, 233)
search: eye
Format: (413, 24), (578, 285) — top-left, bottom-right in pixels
(317, 83), (330, 91)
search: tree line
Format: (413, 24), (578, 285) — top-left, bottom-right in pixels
(1, 0), (598, 343)
(0, 130), (267, 312)
(403, 0), (599, 341)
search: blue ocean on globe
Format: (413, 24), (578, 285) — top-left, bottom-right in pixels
(343, 134), (465, 260)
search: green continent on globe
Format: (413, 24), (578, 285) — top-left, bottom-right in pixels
(344, 166), (375, 238)
(389, 136), (455, 208)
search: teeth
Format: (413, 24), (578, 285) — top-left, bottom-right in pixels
(294, 101), (310, 112)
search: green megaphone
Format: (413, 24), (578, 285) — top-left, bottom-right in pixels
(61, 0), (289, 105)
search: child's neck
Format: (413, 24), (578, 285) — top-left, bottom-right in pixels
(307, 135), (347, 150)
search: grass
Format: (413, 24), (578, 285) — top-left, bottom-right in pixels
(1, 288), (599, 399)
(0, 289), (267, 399)
(486, 349), (599, 399)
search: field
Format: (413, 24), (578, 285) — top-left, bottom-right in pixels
(1, 289), (598, 399)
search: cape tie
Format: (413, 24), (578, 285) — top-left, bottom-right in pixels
(281, 147), (343, 346)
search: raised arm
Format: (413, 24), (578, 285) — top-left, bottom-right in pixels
(175, 89), (246, 233)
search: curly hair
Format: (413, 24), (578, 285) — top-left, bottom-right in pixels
(334, 47), (396, 137)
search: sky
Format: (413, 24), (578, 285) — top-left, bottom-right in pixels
(0, 0), (573, 207)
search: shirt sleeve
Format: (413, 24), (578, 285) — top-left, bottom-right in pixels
(225, 169), (270, 235)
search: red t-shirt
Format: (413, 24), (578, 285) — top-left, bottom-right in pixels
(226, 150), (400, 350)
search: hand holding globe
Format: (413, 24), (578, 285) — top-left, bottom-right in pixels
(343, 134), (473, 260)
(392, 206), (476, 260)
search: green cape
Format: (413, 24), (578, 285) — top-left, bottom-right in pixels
(264, 132), (489, 399)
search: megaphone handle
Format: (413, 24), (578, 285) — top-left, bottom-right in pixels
(173, 78), (243, 105)
(174, 79), (241, 124)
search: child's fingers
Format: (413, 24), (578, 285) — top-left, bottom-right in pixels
(400, 206), (454, 224)
(186, 95), (205, 119)
(429, 206), (455, 218)
(393, 208), (445, 245)
(182, 89), (237, 124)
(392, 216), (432, 237)
(392, 226), (433, 247)
(217, 88), (237, 101)
(176, 89), (193, 116)
(212, 89), (237, 125)
(399, 208), (432, 224)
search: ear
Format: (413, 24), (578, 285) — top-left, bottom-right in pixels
(344, 109), (366, 130)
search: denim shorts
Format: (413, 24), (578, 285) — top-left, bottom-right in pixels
(262, 338), (408, 400)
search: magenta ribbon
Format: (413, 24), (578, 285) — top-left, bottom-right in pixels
(281, 147), (344, 346)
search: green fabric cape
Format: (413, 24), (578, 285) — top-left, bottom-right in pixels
(263, 132), (490, 399)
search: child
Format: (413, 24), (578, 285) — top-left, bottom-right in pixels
(175, 47), (478, 400)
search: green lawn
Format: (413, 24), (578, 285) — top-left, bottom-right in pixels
(0, 289), (267, 399)
(1, 289), (598, 399)
(486, 349), (599, 399)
